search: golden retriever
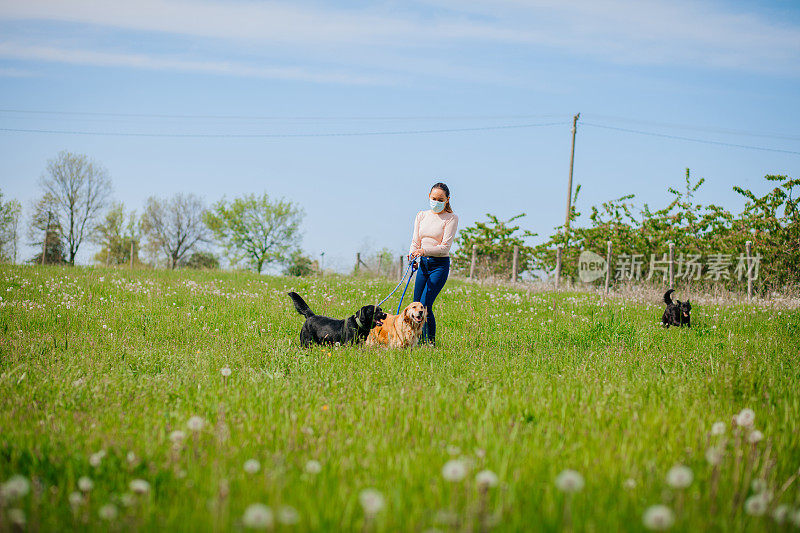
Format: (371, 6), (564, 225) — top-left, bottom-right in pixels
(366, 302), (427, 348)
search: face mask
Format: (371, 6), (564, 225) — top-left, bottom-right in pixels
(429, 198), (446, 213)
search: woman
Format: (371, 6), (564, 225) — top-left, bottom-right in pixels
(408, 182), (459, 346)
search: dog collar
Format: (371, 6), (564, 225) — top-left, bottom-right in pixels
(354, 315), (363, 328)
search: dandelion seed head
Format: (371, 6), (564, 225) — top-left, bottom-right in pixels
(666, 465), (693, 489)
(8, 508), (25, 526)
(771, 504), (789, 524)
(442, 459), (468, 482)
(120, 493), (136, 507)
(305, 460), (322, 474)
(475, 470), (499, 488)
(744, 493), (769, 516)
(623, 478), (637, 489)
(1, 475), (30, 501)
(359, 488), (385, 515)
(242, 503), (274, 529)
(98, 503), (118, 521)
(187, 416), (205, 432)
(89, 450), (106, 468)
(221, 366), (232, 377)
(78, 476), (93, 492)
(736, 408), (756, 428)
(748, 430), (764, 444)
(244, 459), (261, 474)
(643, 505), (675, 530)
(710, 422), (726, 436)
(129, 479), (150, 494)
(169, 430), (186, 443)
(68, 491), (83, 507)
(555, 469), (585, 493)
(277, 505), (300, 525)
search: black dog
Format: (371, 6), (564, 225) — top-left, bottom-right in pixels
(288, 292), (386, 347)
(661, 289), (691, 328)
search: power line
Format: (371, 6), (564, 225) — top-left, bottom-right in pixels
(0, 121), (570, 138)
(0, 108), (567, 121)
(581, 122), (800, 156)
(583, 113), (800, 142)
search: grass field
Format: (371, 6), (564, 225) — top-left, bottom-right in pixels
(1, 265), (799, 532)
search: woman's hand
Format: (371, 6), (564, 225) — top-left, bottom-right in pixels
(410, 249), (424, 259)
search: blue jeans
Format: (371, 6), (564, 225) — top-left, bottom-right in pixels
(413, 256), (450, 344)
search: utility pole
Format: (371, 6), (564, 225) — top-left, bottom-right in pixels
(564, 113), (580, 232)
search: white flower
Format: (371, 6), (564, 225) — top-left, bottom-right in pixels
(169, 430), (186, 443)
(555, 470), (585, 493)
(736, 408), (756, 428)
(129, 479), (150, 494)
(69, 491), (84, 507)
(1, 475), (30, 500)
(475, 470), (499, 488)
(744, 493), (769, 516)
(221, 366), (232, 377)
(771, 504), (789, 524)
(242, 503), (274, 529)
(623, 478), (637, 489)
(8, 508), (25, 526)
(710, 422), (726, 436)
(705, 447), (724, 466)
(748, 430), (764, 444)
(277, 505), (300, 525)
(127, 451), (137, 464)
(442, 459), (468, 482)
(187, 416), (205, 432)
(359, 488), (385, 515)
(305, 460), (322, 474)
(643, 505), (675, 530)
(666, 465), (693, 489)
(244, 459), (261, 474)
(99, 503), (119, 521)
(89, 450), (106, 468)
(78, 476), (93, 492)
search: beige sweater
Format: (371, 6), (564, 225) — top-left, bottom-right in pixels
(409, 210), (459, 257)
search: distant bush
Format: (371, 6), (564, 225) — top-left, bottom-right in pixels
(284, 251), (315, 277)
(182, 251), (220, 270)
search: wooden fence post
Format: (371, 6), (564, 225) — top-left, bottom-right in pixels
(355, 252), (361, 273)
(130, 241), (134, 270)
(668, 242), (675, 288)
(512, 245), (519, 282)
(398, 255), (404, 280)
(605, 240), (612, 295)
(469, 245), (477, 280)
(746, 240), (753, 300)
(555, 244), (562, 289)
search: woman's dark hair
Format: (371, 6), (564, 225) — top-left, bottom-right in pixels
(430, 182), (453, 213)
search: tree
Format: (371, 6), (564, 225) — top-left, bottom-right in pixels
(93, 203), (143, 266)
(0, 190), (22, 263)
(182, 251), (220, 270)
(141, 194), (209, 269)
(28, 194), (66, 265)
(37, 151), (113, 265)
(205, 193), (304, 273)
(452, 213), (537, 278)
(284, 251), (315, 277)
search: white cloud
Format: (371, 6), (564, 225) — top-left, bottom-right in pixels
(0, 0), (798, 79)
(0, 42), (384, 84)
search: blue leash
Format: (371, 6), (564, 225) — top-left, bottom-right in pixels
(377, 259), (417, 312)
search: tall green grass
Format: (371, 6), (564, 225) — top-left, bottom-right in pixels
(1, 265), (798, 531)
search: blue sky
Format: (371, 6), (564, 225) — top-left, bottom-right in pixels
(1, 0), (799, 270)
